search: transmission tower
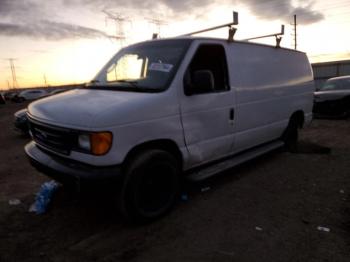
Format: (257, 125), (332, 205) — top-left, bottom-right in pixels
(7, 58), (19, 89)
(146, 16), (168, 38)
(103, 10), (131, 47)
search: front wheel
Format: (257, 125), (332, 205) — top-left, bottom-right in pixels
(120, 150), (180, 223)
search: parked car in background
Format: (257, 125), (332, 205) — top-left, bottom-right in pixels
(0, 93), (5, 104)
(4, 91), (18, 101)
(49, 89), (67, 95)
(313, 75), (350, 117)
(14, 108), (29, 134)
(13, 89), (47, 102)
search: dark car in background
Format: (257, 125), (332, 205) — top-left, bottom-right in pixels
(14, 108), (29, 134)
(0, 93), (5, 104)
(313, 76), (350, 118)
(4, 91), (18, 101)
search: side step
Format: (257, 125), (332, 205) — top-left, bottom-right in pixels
(187, 140), (284, 182)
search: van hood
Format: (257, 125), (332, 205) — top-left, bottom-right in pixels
(28, 88), (175, 129)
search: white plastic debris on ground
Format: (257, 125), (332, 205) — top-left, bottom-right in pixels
(317, 226), (330, 232)
(8, 199), (21, 206)
(255, 226), (263, 231)
(201, 187), (211, 192)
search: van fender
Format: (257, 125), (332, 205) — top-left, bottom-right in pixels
(122, 139), (184, 173)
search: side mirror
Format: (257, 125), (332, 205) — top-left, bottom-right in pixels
(185, 70), (215, 95)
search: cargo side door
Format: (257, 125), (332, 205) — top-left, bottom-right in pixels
(179, 43), (235, 167)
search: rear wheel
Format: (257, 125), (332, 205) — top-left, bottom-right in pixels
(282, 118), (299, 153)
(120, 150), (180, 223)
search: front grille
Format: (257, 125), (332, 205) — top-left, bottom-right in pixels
(28, 118), (77, 155)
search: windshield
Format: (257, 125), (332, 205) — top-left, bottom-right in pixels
(89, 39), (191, 92)
(319, 78), (350, 91)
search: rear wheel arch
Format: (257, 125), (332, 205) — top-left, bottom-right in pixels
(290, 110), (305, 129)
(282, 110), (304, 152)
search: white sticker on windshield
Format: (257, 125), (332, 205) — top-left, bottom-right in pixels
(149, 63), (173, 73)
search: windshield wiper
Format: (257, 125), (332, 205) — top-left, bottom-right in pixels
(84, 84), (161, 93)
(115, 79), (139, 88)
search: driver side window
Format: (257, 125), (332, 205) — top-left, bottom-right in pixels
(184, 44), (229, 95)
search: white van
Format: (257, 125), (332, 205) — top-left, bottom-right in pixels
(25, 37), (314, 221)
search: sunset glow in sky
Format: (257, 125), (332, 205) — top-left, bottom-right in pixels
(1, 0), (350, 90)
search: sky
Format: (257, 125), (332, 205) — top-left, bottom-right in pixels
(0, 0), (350, 90)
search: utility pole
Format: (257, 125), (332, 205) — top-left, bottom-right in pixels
(7, 80), (10, 89)
(292, 14), (297, 50)
(43, 74), (48, 87)
(145, 16), (168, 39)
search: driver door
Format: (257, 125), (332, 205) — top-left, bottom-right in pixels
(180, 43), (235, 167)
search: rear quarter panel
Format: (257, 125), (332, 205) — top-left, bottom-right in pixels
(228, 43), (314, 153)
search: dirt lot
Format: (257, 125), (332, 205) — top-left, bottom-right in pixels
(0, 102), (349, 262)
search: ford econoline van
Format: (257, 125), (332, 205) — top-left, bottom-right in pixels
(25, 37), (314, 221)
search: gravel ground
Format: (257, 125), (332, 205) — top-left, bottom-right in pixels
(0, 102), (349, 262)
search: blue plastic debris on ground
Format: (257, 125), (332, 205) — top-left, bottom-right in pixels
(29, 180), (60, 214)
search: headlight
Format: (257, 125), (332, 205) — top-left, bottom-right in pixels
(78, 132), (113, 155)
(78, 134), (91, 151)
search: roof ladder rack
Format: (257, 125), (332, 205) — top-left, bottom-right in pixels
(179, 11), (239, 42)
(242, 25), (285, 48)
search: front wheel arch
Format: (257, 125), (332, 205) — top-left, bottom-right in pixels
(122, 139), (183, 174)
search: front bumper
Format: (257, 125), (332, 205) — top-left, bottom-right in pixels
(25, 141), (123, 184)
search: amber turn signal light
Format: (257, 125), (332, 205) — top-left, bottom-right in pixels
(90, 132), (113, 155)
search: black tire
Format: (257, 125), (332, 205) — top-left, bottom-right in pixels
(282, 118), (299, 153)
(342, 97), (350, 118)
(120, 150), (180, 223)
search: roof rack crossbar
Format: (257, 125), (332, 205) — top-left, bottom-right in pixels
(179, 11), (238, 41)
(242, 25), (285, 48)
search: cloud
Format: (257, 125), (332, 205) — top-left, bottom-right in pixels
(0, 0), (107, 39)
(0, 0), (42, 18)
(68, 0), (324, 24)
(293, 6), (324, 25)
(0, 0), (324, 40)
(0, 20), (107, 40)
(68, 0), (213, 12)
(241, 0), (324, 25)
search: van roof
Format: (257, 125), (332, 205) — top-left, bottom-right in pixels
(135, 36), (306, 54)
